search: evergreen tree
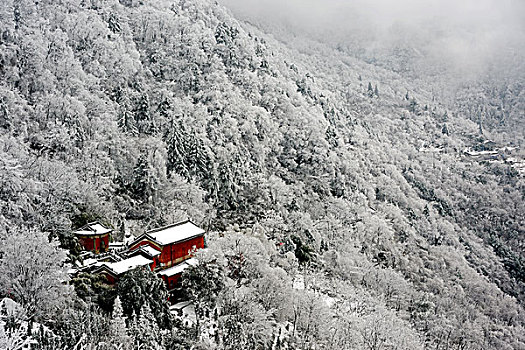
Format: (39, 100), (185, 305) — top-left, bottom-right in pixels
(367, 82), (374, 97)
(183, 259), (225, 337)
(116, 267), (171, 329)
(107, 13), (121, 34)
(117, 92), (138, 135)
(409, 98), (418, 113)
(130, 303), (162, 350)
(477, 110), (484, 135)
(135, 93), (156, 135)
(130, 151), (158, 203)
(108, 296), (131, 349)
(442, 124), (449, 135)
(164, 120), (189, 179)
(187, 137), (210, 179)
(157, 96), (172, 119)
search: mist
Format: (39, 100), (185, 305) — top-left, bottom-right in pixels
(218, 0), (525, 81)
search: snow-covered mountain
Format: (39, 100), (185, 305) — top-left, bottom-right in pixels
(0, 0), (523, 348)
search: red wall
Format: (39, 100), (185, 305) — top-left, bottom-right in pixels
(150, 258), (157, 270)
(129, 235), (204, 268)
(101, 235), (109, 252)
(162, 273), (183, 290)
(104, 272), (117, 285)
(79, 236), (94, 251)
(78, 234), (109, 254)
(129, 241), (162, 268)
(159, 236), (204, 267)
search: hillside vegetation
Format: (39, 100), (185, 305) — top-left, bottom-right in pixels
(0, 0), (524, 349)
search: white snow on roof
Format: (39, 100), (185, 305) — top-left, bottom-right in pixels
(140, 245), (161, 257)
(75, 230), (94, 236)
(170, 301), (196, 327)
(158, 258), (197, 277)
(81, 258), (98, 266)
(147, 221), (204, 245)
(124, 233), (134, 245)
(170, 301), (192, 310)
(90, 223), (112, 234)
(186, 257), (198, 267)
(158, 263), (189, 277)
(107, 255), (152, 275)
(73, 258), (105, 271)
(74, 222), (112, 236)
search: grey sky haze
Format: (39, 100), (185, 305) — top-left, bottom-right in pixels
(219, 0), (525, 80)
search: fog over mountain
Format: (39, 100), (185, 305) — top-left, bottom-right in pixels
(220, 0), (525, 81)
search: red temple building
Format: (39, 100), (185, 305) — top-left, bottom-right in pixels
(75, 220), (205, 291)
(127, 245), (161, 270)
(158, 258), (198, 290)
(73, 221), (112, 254)
(93, 255), (154, 284)
(129, 220), (205, 269)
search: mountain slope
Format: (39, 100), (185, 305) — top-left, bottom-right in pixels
(0, 0), (524, 348)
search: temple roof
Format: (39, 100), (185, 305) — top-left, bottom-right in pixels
(73, 221), (113, 236)
(138, 245), (161, 257)
(128, 245), (162, 258)
(157, 258), (198, 277)
(131, 220), (204, 247)
(96, 255), (152, 276)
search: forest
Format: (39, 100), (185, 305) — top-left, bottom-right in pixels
(0, 0), (524, 349)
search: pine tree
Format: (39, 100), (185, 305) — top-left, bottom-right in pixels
(107, 13), (121, 34)
(131, 152), (154, 202)
(187, 137), (210, 179)
(165, 120), (189, 179)
(117, 93), (138, 135)
(0, 100), (10, 130)
(183, 260), (225, 337)
(135, 93), (156, 135)
(409, 98), (418, 113)
(117, 268), (170, 328)
(130, 303), (162, 350)
(109, 296), (131, 349)
(157, 97), (172, 119)
(477, 109), (484, 135)
(216, 163), (237, 209)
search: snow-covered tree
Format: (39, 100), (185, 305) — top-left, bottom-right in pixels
(0, 227), (72, 321)
(129, 303), (162, 350)
(116, 267), (170, 329)
(108, 296), (131, 349)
